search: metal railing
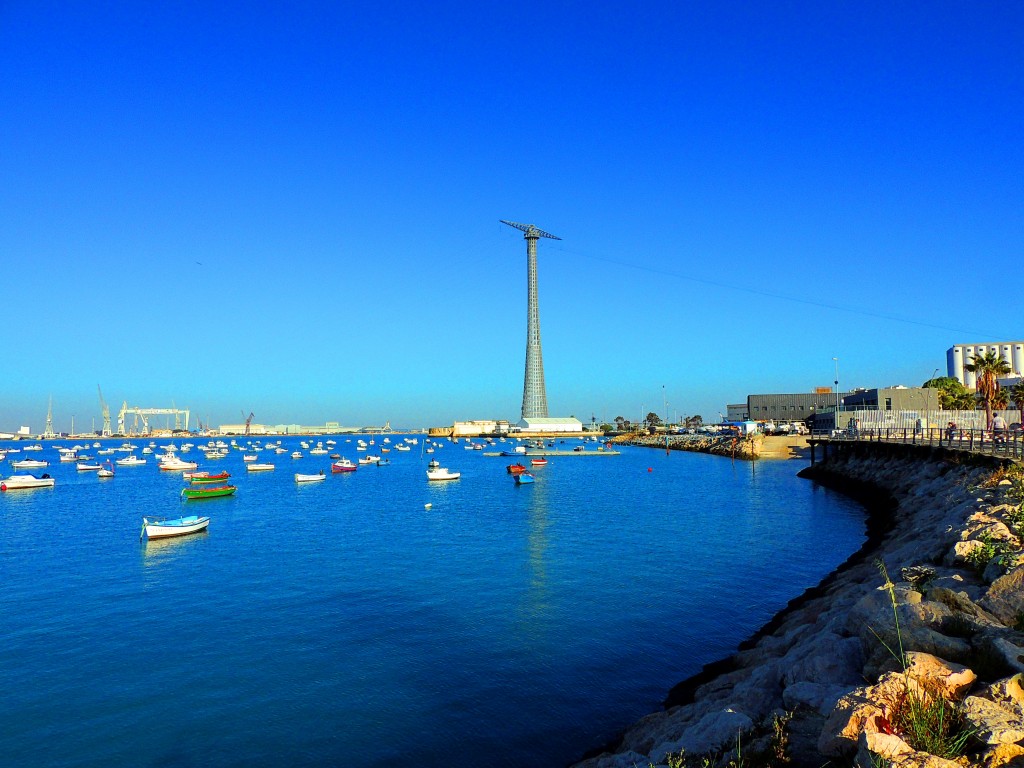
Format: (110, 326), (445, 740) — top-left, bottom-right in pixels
(811, 427), (1024, 460)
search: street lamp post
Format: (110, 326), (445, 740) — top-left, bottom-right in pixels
(833, 357), (840, 432)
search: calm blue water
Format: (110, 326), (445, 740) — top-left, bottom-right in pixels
(0, 437), (864, 767)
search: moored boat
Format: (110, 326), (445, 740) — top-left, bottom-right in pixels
(1, 473), (55, 491)
(506, 463), (527, 475)
(426, 460), (460, 481)
(514, 472), (535, 484)
(188, 471), (231, 484)
(530, 458), (548, 467)
(180, 484), (237, 500)
(76, 462), (102, 471)
(97, 462), (115, 478)
(11, 459), (47, 469)
(331, 459), (357, 473)
(116, 455), (146, 466)
(246, 463), (274, 472)
(295, 472), (326, 483)
(141, 514), (210, 539)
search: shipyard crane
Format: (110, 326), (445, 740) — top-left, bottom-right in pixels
(242, 411), (254, 436)
(97, 385), (111, 437)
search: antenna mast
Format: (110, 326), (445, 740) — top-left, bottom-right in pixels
(500, 220), (560, 420)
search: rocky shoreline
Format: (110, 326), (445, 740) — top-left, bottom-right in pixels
(612, 433), (765, 460)
(574, 443), (1024, 767)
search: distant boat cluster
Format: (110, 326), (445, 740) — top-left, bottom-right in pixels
(2, 434), (617, 538)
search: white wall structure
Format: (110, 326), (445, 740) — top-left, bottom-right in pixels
(514, 417), (583, 433)
(947, 341), (1024, 388)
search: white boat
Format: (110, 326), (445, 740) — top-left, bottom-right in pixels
(141, 514), (210, 540)
(1, 473), (55, 490)
(97, 448), (115, 455)
(426, 459), (460, 481)
(116, 455), (146, 466)
(247, 463), (275, 472)
(426, 466), (460, 481)
(76, 462), (102, 471)
(395, 444), (411, 451)
(22, 444), (43, 451)
(97, 462), (115, 478)
(11, 459), (47, 468)
(159, 457), (199, 471)
(309, 448), (328, 455)
(242, 454), (258, 462)
(295, 472), (326, 483)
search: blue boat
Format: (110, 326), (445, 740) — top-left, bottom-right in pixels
(514, 472), (535, 485)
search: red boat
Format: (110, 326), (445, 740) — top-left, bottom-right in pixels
(332, 459), (357, 473)
(530, 458), (548, 467)
(506, 463), (527, 475)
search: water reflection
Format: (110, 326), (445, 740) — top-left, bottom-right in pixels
(519, 476), (550, 633)
(141, 530), (208, 567)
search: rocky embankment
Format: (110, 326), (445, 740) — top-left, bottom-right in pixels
(574, 446), (1024, 768)
(612, 433), (764, 460)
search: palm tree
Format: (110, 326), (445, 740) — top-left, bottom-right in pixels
(1010, 382), (1024, 423)
(965, 351), (1012, 427)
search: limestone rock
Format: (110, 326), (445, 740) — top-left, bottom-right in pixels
(963, 695), (1024, 744)
(980, 742), (1024, 767)
(783, 634), (863, 687)
(648, 708), (753, 764)
(782, 681), (849, 715)
(571, 750), (651, 768)
(818, 673), (917, 756)
(983, 567), (1024, 625)
(927, 585), (1001, 625)
(904, 651), (977, 699)
(951, 539), (985, 565)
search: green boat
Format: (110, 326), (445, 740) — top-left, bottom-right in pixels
(180, 484), (237, 500)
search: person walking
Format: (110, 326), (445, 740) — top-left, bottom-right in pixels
(993, 413), (1008, 445)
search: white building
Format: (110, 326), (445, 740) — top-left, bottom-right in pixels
(451, 420), (511, 437)
(513, 417), (583, 434)
(948, 342), (1024, 388)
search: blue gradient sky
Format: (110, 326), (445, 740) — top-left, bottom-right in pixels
(2, 2), (1021, 432)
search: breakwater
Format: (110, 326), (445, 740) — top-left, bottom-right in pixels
(611, 433), (764, 460)
(575, 444), (1024, 767)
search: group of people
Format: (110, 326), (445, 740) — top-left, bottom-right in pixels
(944, 415), (1010, 444)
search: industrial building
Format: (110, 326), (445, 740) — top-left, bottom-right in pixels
(947, 341), (1024, 388)
(746, 391), (855, 422)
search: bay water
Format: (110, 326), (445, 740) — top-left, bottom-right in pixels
(0, 438), (865, 767)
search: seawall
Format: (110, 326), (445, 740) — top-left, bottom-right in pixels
(573, 444), (1024, 767)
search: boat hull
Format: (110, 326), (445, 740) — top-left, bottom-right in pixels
(1, 474), (56, 490)
(180, 485), (237, 500)
(143, 515), (210, 539)
(295, 473), (326, 483)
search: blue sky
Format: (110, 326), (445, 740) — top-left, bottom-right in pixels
(1, 2), (1021, 432)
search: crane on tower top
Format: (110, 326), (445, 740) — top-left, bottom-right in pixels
(241, 411), (254, 436)
(500, 220), (561, 241)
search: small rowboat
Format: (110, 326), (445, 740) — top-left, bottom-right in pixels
(141, 514), (210, 539)
(295, 472), (326, 483)
(506, 463), (527, 475)
(530, 458), (548, 466)
(77, 462), (103, 472)
(514, 472), (535, 485)
(246, 463), (274, 472)
(189, 471), (231, 484)
(180, 484), (237, 500)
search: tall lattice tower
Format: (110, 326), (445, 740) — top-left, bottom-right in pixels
(43, 395), (56, 439)
(500, 220), (561, 420)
